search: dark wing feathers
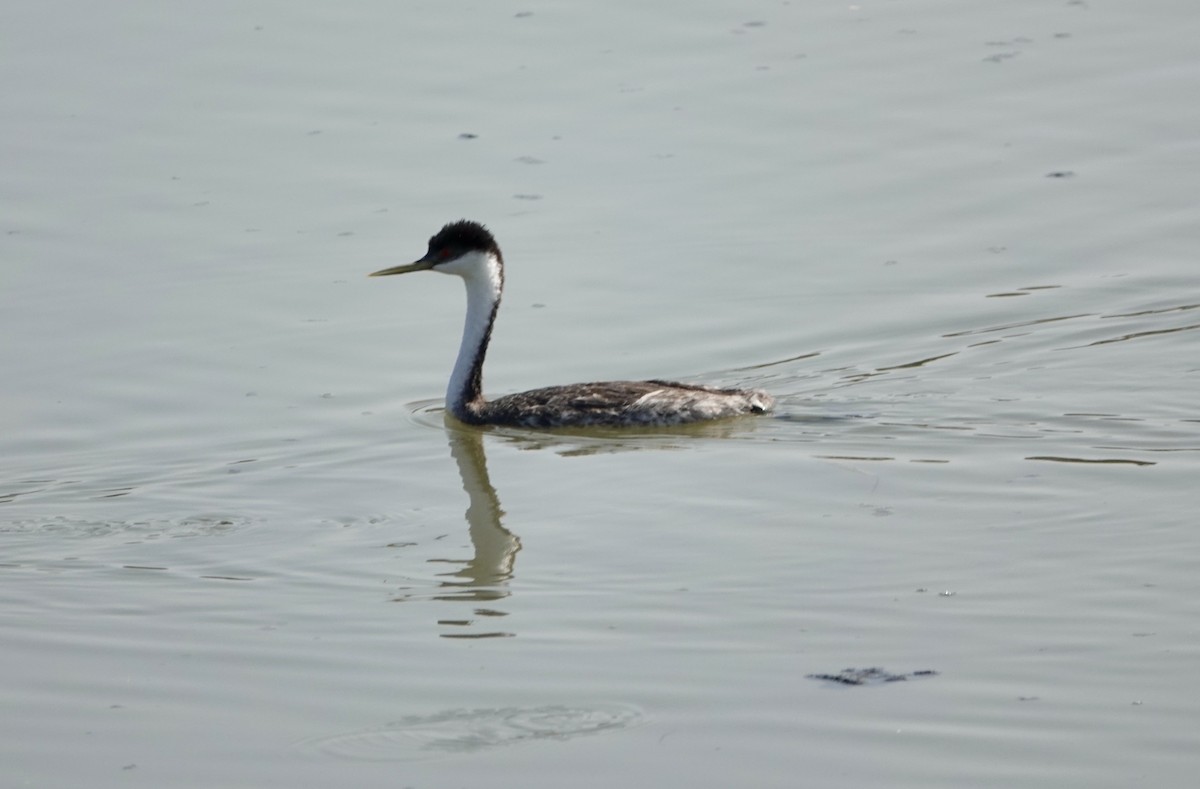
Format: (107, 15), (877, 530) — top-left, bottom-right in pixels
(481, 380), (770, 427)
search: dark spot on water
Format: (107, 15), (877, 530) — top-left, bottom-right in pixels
(458, 132), (478, 139)
(1045, 170), (1076, 178)
(808, 667), (939, 686)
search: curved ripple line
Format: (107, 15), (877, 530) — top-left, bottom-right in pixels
(298, 704), (643, 762)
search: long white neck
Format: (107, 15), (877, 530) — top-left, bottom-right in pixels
(443, 251), (503, 422)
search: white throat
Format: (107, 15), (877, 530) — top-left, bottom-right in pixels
(439, 250), (503, 418)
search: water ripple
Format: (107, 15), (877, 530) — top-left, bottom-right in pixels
(299, 704), (643, 762)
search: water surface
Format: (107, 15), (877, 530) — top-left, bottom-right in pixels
(3, 1), (1199, 787)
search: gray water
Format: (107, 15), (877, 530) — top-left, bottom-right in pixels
(3, 1), (1199, 787)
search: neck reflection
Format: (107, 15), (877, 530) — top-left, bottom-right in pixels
(429, 423), (521, 638)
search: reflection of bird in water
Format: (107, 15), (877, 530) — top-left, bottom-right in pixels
(434, 426), (520, 597)
(370, 220), (774, 428)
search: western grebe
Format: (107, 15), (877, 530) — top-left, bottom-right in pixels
(369, 220), (774, 428)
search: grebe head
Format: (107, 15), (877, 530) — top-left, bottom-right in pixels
(369, 219), (502, 281)
(369, 220), (507, 421)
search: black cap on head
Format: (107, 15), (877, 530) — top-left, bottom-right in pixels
(427, 220), (501, 262)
